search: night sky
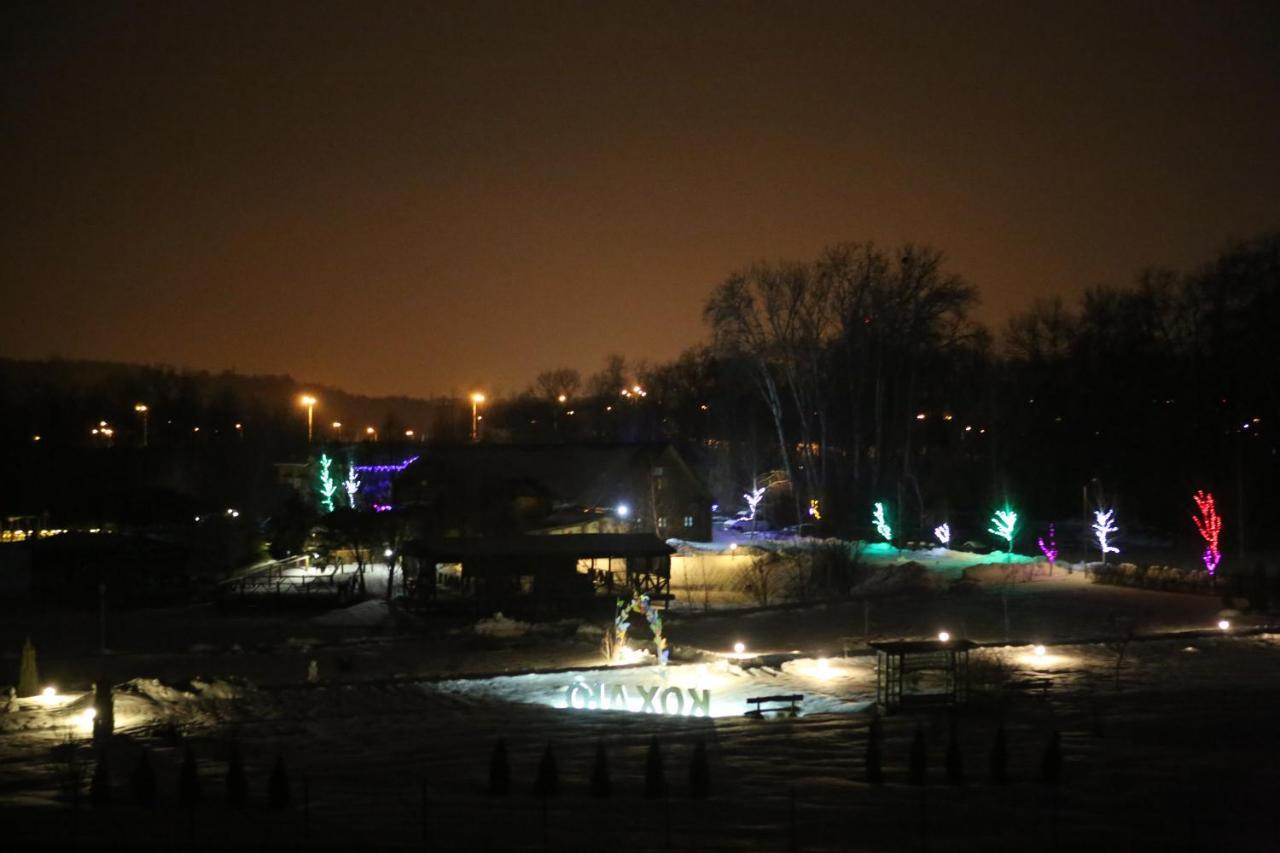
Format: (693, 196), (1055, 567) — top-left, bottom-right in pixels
(4, 1), (1279, 397)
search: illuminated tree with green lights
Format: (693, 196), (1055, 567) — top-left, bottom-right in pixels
(317, 454), (337, 513)
(988, 507), (1018, 558)
(872, 502), (892, 542)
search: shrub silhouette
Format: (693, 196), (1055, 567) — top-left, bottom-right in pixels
(89, 751), (111, 807)
(945, 717), (964, 785)
(131, 748), (156, 807)
(489, 738), (510, 796)
(865, 716), (883, 783)
(534, 742), (558, 797)
(1041, 730), (1062, 784)
(644, 736), (665, 799)
(908, 724), (927, 785)
(177, 744), (202, 807)
(688, 737), (710, 799)
(225, 744), (248, 807)
(268, 755), (290, 808)
(589, 742), (611, 798)
(989, 724), (1009, 784)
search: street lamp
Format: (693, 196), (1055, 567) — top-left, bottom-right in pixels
(134, 403), (149, 447)
(470, 392), (486, 441)
(366, 426), (378, 441)
(300, 394), (318, 443)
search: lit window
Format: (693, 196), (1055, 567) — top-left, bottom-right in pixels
(657, 516), (667, 529)
(683, 515), (694, 528)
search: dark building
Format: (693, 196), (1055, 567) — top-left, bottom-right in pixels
(392, 443), (713, 541)
(402, 533), (674, 616)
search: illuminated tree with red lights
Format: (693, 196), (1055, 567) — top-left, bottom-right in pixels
(1192, 490), (1222, 576)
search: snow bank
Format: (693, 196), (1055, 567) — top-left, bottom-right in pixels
(312, 599), (393, 627)
(473, 612), (531, 639)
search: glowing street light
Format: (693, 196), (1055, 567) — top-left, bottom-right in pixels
(470, 392), (486, 441)
(366, 426), (378, 441)
(616, 503), (631, 518)
(299, 394), (318, 443)
(1217, 619), (1231, 632)
(937, 630), (951, 642)
(557, 394), (567, 404)
(134, 403), (149, 447)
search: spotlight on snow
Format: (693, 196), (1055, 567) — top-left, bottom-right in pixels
(733, 641), (746, 655)
(728, 543), (737, 552)
(1033, 645), (1047, 657)
(937, 631), (951, 643)
(81, 708), (96, 722)
(616, 503), (630, 518)
(817, 657), (830, 671)
(1218, 619), (1231, 632)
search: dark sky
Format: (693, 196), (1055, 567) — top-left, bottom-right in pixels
(4, 1), (1279, 397)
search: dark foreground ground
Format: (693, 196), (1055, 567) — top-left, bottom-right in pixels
(2, 575), (1277, 852)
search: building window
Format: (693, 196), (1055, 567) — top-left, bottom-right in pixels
(657, 516), (667, 529)
(683, 515), (694, 528)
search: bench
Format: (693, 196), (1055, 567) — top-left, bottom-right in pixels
(744, 694), (803, 718)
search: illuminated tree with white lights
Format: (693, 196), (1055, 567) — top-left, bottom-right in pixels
(744, 486), (765, 520)
(343, 464), (360, 509)
(933, 522), (950, 547)
(1092, 508), (1119, 563)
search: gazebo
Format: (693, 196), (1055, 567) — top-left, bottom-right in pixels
(869, 638), (975, 714)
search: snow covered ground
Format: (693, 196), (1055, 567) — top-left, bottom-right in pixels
(3, 541), (1277, 849)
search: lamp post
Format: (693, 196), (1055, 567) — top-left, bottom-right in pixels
(366, 426), (378, 442)
(331, 421), (343, 441)
(134, 403), (149, 448)
(470, 392), (485, 441)
(300, 394), (318, 443)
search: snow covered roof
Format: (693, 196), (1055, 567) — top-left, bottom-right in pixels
(404, 533), (674, 561)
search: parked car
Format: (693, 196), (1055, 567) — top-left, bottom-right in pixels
(781, 523), (819, 538)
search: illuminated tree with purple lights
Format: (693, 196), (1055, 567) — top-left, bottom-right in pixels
(1192, 490), (1222, 576)
(1037, 524), (1058, 573)
(1092, 509), (1119, 563)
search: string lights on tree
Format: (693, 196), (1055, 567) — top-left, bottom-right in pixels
(1092, 509), (1119, 563)
(1192, 490), (1222, 576)
(343, 464), (360, 509)
(744, 486), (766, 520)
(1037, 523), (1058, 572)
(933, 523), (951, 547)
(872, 502), (892, 542)
(317, 454), (337, 513)
(988, 507), (1018, 556)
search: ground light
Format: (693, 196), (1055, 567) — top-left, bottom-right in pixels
(1218, 619), (1231, 632)
(1034, 644), (1047, 657)
(733, 641), (746, 654)
(937, 631), (951, 642)
(42, 686), (56, 697)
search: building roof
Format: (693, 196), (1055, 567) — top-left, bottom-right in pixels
(404, 533), (674, 561)
(396, 442), (707, 509)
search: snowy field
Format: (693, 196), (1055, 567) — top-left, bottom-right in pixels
(3, 543), (1278, 849)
